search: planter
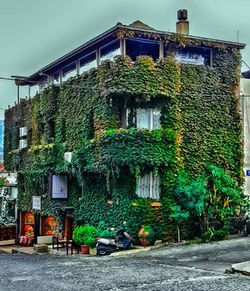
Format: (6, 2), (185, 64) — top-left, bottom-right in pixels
(89, 247), (97, 256)
(81, 244), (90, 255)
(138, 225), (155, 247)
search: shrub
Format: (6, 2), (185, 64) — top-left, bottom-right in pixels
(73, 225), (97, 248)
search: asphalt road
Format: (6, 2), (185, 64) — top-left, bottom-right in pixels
(0, 237), (249, 291)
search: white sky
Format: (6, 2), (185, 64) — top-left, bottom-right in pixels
(0, 0), (249, 119)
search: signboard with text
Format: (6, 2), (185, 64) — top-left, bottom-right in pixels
(51, 174), (68, 199)
(32, 196), (41, 210)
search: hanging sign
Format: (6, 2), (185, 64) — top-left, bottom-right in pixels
(32, 196), (41, 210)
(50, 174), (68, 199)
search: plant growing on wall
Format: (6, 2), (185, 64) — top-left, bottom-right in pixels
(4, 48), (244, 242)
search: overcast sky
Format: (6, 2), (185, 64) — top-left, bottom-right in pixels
(0, 0), (250, 119)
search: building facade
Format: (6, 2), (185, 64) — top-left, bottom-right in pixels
(4, 12), (246, 241)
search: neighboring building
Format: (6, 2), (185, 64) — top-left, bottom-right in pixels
(4, 10), (246, 241)
(0, 172), (17, 245)
(0, 120), (4, 163)
(241, 73), (250, 198)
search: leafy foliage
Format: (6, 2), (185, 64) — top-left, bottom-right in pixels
(3, 48), (245, 241)
(170, 165), (248, 241)
(72, 225), (97, 247)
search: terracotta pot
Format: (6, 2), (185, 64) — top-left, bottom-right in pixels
(81, 244), (90, 254)
(138, 225), (155, 246)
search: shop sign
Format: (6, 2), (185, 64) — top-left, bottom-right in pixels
(32, 196), (41, 210)
(246, 170), (250, 176)
(51, 175), (68, 199)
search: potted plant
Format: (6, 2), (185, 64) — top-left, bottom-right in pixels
(138, 225), (155, 246)
(73, 225), (97, 254)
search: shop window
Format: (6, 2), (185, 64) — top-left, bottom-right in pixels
(42, 216), (58, 236)
(62, 62), (77, 82)
(79, 52), (97, 74)
(135, 108), (161, 130)
(126, 38), (159, 61)
(173, 46), (211, 66)
(136, 172), (160, 200)
(23, 212), (34, 236)
(100, 39), (121, 63)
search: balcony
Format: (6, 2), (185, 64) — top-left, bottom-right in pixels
(73, 128), (177, 174)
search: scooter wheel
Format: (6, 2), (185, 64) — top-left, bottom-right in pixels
(97, 249), (109, 256)
(96, 245), (112, 256)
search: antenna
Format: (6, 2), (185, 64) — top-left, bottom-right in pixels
(237, 30), (239, 43)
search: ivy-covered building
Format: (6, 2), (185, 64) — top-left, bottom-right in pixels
(4, 11), (246, 242)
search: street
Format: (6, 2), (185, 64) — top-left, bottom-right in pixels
(0, 237), (249, 291)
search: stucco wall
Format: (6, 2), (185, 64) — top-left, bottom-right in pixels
(240, 78), (250, 196)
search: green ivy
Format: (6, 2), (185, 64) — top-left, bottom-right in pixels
(4, 49), (244, 241)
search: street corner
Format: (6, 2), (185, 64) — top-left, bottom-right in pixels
(229, 261), (250, 276)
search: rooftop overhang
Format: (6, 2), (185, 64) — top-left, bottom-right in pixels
(18, 23), (246, 86)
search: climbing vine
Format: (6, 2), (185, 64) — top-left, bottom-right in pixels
(3, 47), (245, 240)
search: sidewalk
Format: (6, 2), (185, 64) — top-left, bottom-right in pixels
(230, 261), (250, 276)
(0, 244), (35, 254)
(0, 242), (165, 256)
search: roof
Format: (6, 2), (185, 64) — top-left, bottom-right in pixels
(242, 70), (250, 79)
(129, 20), (154, 30)
(19, 22), (246, 86)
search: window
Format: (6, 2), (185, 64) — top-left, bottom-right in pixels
(52, 71), (60, 85)
(173, 46), (211, 66)
(62, 62), (77, 82)
(79, 52), (97, 74)
(30, 84), (39, 97)
(135, 108), (161, 130)
(136, 172), (160, 200)
(100, 39), (121, 63)
(126, 38), (159, 61)
(120, 108), (129, 128)
(39, 79), (48, 92)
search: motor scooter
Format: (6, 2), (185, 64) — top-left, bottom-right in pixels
(96, 227), (133, 256)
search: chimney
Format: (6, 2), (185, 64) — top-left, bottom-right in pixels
(176, 9), (189, 35)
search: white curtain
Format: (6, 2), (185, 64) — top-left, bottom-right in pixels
(136, 108), (161, 130)
(136, 173), (160, 200)
(136, 108), (151, 129)
(152, 108), (161, 129)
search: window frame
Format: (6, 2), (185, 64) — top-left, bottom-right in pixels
(99, 39), (121, 63)
(62, 61), (77, 82)
(136, 172), (161, 200)
(135, 107), (161, 130)
(125, 37), (160, 62)
(79, 51), (97, 74)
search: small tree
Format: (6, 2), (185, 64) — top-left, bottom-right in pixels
(171, 165), (248, 241)
(204, 165), (248, 240)
(170, 172), (209, 241)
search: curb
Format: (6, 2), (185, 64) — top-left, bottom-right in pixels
(110, 242), (167, 257)
(228, 261), (250, 276)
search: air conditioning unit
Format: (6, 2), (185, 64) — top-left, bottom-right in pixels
(19, 139), (27, 149)
(64, 152), (72, 163)
(19, 127), (27, 137)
